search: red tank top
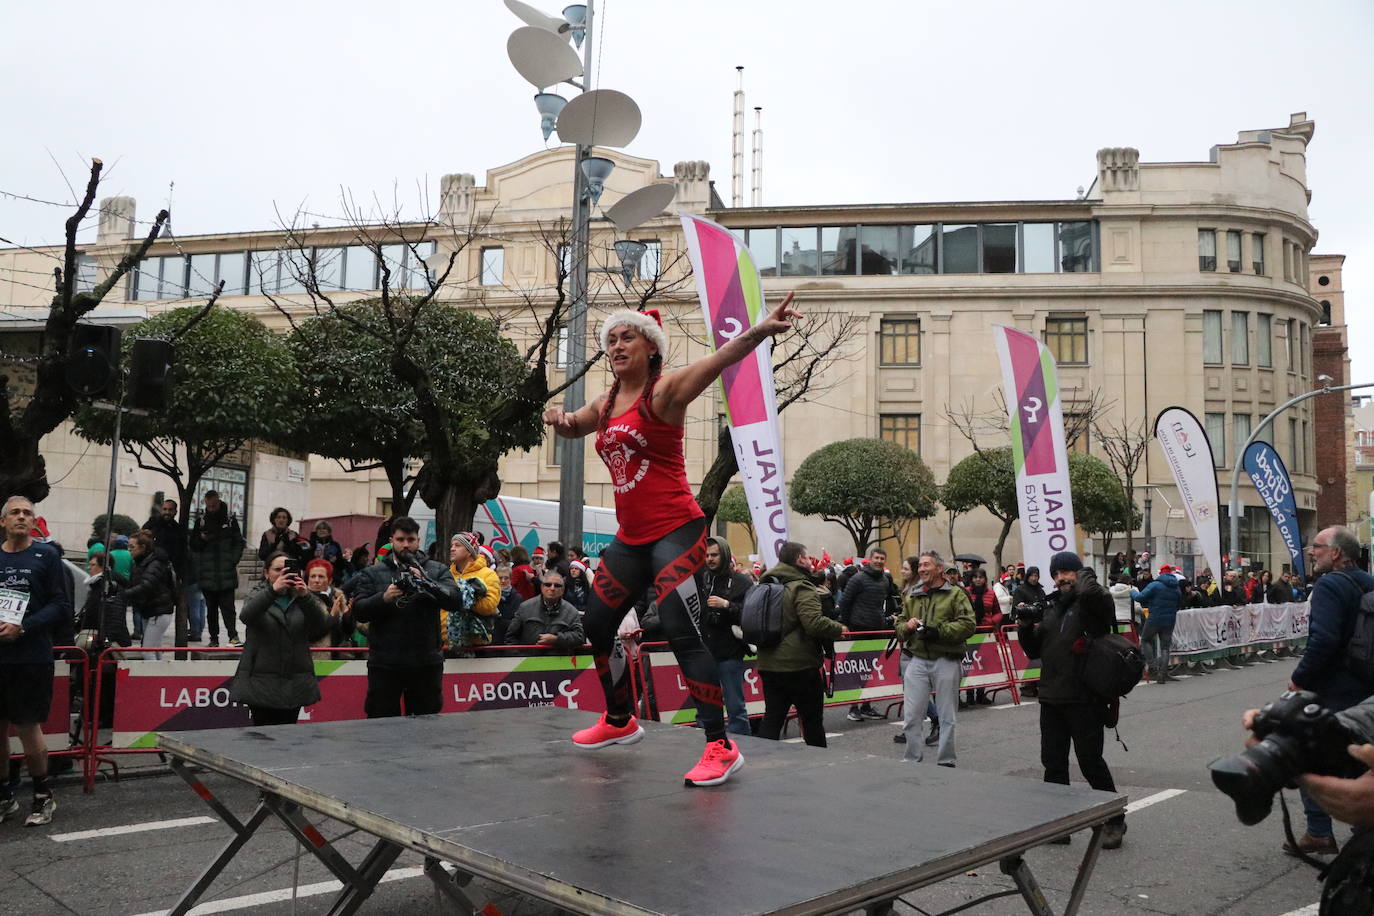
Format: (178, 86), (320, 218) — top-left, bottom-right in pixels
(595, 394), (704, 545)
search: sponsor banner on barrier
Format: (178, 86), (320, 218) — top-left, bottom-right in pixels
(1000, 628), (1042, 683)
(1170, 602), (1310, 656)
(110, 653), (610, 748)
(650, 634), (1012, 725)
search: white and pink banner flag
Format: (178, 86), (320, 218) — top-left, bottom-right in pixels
(994, 325), (1076, 573)
(680, 214), (789, 567)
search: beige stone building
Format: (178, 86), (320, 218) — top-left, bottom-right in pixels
(0, 113), (1333, 575)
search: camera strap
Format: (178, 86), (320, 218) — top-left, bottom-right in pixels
(1278, 790), (1330, 873)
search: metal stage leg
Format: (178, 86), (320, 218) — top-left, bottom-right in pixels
(321, 838), (405, 916)
(999, 824), (1106, 916)
(168, 801), (271, 916)
(423, 856), (505, 915)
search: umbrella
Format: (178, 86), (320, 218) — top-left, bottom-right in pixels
(953, 553), (986, 565)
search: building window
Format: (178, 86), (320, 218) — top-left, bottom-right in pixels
(1198, 230), (1217, 272)
(1300, 322), (1310, 377)
(1231, 311), (1249, 366)
(1289, 417), (1299, 471)
(982, 223), (1017, 273)
(879, 318), (921, 366)
(250, 250), (279, 295)
(555, 325), (569, 369)
(747, 228), (779, 277)
(942, 224), (979, 273)
(901, 225), (938, 275)
(218, 252), (247, 295)
(1023, 223), (1055, 273)
(1233, 413), (1252, 455)
(549, 431), (564, 467)
(637, 240), (662, 280)
(1286, 318), (1297, 371)
(820, 227), (856, 276)
(1319, 300), (1332, 326)
(1252, 232), (1266, 275)
(858, 225), (899, 275)
(1283, 241), (1293, 281)
(1058, 222), (1095, 272)
(311, 248), (344, 291)
(1302, 419), (1311, 475)
(556, 243), (572, 280)
(1065, 414), (1090, 455)
(1043, 317), (1088, 365)
(879, 414), (921, 454)
(1227, 230), (1243, 273)
(480, 247), (504, 286)
(779, 227), (818, 276)
(1202, 310), (1224, 364)
(1206, 413), (1227, 468)
(1257, 313), (1273, 368)
(158, 255), (187, 299)
(343, 245), (376, 290)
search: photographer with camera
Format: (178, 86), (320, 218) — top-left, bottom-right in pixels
(895, 550), (975, 766)
(1018, 551), (1127, 849)
(1214, 694), (1374, 913)
(351, 517), (479, 718)
(1271, 525), (1374, 857)
(696, 537), (752, 737)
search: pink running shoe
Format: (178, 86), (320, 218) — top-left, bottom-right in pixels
(683, 739), (744, 787)
(572, 713), (645, 749)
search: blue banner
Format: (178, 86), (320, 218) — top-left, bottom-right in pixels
(1242, 440), (1305, 580)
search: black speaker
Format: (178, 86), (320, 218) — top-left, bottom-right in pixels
(66, 324), (122, 397)
(128, 338), (175, 410)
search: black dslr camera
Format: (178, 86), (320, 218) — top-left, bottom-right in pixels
(1209, 690), (1369, 826)
(1014, 599), (1048, 624)
(392, 552), (443, 604)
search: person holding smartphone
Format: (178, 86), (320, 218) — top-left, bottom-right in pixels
(229, 552), (331, 727)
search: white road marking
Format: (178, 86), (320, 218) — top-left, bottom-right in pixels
(127, 865), (424, 915)
(1125, 788), (1187, 813)
(991, 702), (1036, 710)
(1276, 905), (1319, 916)
(783, 732), (843, 743)
(51, 816), (218, 843)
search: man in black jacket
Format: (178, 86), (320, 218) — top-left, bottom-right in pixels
(837, 547), (897, 721)
(697, 537), (752, 737)
(1018, 551), (1127, 850)
(352, 517), (478, 717)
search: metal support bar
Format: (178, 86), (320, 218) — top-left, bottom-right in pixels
(322, 838), (405, 916)
(1063, 824), (1107, 915)
(423, 857), (490, 914)
(168, 801), (272, 916)
(170, 758), (245, 834)
(1000, 854), (1055, 916)
(263, 794), (363, 888)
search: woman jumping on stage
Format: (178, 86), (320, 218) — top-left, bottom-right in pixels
(543, 297), (799, 787)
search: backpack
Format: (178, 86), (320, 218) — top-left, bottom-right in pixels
(1081, 632), (1146, 700)
(740, 578), (789, 649)
(1336, 571), (1374, 685)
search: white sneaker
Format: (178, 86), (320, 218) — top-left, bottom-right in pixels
(24, 794), (56, 827)
(0, 796), (19, 824)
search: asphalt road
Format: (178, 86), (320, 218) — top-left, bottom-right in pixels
(0, 657), (1349, 915)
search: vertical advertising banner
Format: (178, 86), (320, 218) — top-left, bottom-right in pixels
(1242, 440), (1306, 579)
(993, 325), (1076, 574)
(681, 214), (789, 567)
(1153, 407), (1224, 578)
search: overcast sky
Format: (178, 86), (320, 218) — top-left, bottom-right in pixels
(3, 0), (1370, 386)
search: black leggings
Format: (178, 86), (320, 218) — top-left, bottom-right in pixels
(202, 588), (238, 639)
(586, 517), (725, 741)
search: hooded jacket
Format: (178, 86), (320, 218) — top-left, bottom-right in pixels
(895, 580), (976, 660)
(124, 546), (176, 618)
(695, 537), (751, 661)
(442, 552), (502, 649)
(756, 561), (844, 672)
(837, 562), (897, 631)
(1132, 575), (1182, 627)
(190, 504), (245, 592)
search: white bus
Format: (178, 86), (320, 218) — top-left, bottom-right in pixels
(410, 495), (618, 562)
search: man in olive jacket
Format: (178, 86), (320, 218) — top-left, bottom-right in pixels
(895, 549), (975, 765)
(756, 541), (847, 748)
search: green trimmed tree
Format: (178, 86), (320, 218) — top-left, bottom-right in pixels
(715, 483), (755, 544)
(789, 438), (939, 555)
(74, 306), (298, 528)
(1071, 452), (1141, 558)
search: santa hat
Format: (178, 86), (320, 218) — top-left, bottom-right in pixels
(570, 559), (587, 574)
(599, 309), (667, 358)
(533, 546), (546, 558)
(478, 545), (496, 565)
(32, 516), (52, 542)
(1159, 564), (1175, 574)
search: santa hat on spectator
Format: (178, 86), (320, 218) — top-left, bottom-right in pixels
(821, 550), (832, 566)
(570, 559), (587, 574)
(478, 545), (496, 565)
(533, 546), (546, 557)
(1159, 564), (1175, 574)
(842, 557), (853, 567)
(753, 562), (763, 575)
(599, 309), (667, 357)
(305, 559), (334, 582)
(31, 516), (52, 542)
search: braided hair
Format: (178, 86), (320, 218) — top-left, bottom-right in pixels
(597, 351), (664, 431)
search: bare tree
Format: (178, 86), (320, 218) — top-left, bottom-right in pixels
(1091, 416), (1150, 562)
(0, 159), (169, 501)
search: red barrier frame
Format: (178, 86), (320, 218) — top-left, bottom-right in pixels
(5, 647), (89, 780)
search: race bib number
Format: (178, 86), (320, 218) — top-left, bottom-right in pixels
(0, 588), (29, 626)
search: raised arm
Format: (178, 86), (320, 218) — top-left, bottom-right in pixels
(543, 394), (606, 440)
(655, 294), (800, 417)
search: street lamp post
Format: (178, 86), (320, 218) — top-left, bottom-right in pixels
(1227, 380), (1374, 571)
